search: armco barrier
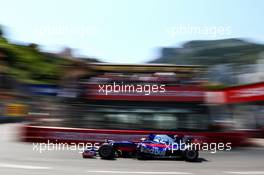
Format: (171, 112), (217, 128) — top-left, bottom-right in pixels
(20, 125), (251, 147)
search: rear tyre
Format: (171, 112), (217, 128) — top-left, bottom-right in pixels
(82, 154), (87, 159)
(184, 150), (199, 162)
(98, 144), (115, 159)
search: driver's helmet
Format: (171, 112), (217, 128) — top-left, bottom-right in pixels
(148, 134), (156, 141)
(140, 137), (146, 141)
(174, 134), (183, 141)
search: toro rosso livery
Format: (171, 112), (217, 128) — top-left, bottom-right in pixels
(83, 134), (199, 161)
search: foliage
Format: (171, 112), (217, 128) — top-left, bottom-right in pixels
(0, 38), (71, 84)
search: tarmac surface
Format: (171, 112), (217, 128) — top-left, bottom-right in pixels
(1, 124), (264, 175)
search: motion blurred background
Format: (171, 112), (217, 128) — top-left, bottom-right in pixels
(1, 0), (264, 174)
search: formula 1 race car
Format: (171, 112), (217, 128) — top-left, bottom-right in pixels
(82, 134), (200, 161)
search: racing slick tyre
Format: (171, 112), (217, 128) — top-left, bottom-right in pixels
(98, 143), (115, 159)
(136, 147), (148, 160)
(136, 152), (147, 160)
(184, 149), (199, 162)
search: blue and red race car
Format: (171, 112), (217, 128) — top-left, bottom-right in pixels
(82, 134), (200, 161)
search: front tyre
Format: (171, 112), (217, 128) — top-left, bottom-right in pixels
(136, 151), (147, 160)
(98, 144), (115, 159)
(136, 147), (147, 160)
(184, 150), (199, 162)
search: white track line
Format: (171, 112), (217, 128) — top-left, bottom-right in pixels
(0, 163), (52, 170)
(86, 170), (192, 174)
(224, 171), (264, 174)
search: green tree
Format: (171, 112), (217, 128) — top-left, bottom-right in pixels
(0, 25), (4, 37)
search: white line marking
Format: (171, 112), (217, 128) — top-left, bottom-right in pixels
(0, 163), (52, 170)
(224, 171), (264, 174)
(86, 170), (192, 174)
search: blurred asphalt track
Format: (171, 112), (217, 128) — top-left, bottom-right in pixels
(1, 124), (264, 175)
